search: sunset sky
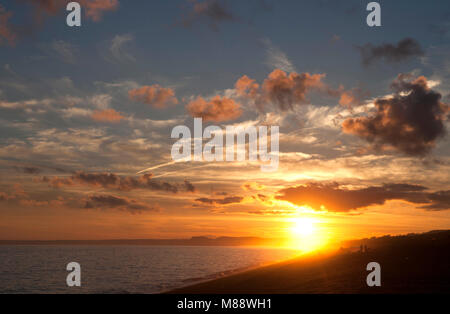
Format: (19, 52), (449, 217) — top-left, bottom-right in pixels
(0, 0), (449, 249)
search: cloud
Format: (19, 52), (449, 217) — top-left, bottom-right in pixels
(184, 180), (197, 192)
(343, 75), (448, 156)
(186, 95), (242, 122)
(277, 182), (449, 212)
(109, 34), (135, 63)
(242, 182), (266, 191)
(0, 4), (16, 46)
(128, 85), (178, 108)
(79, 0), (119, 22)
(181, 0), (236, 31)
(262, 38), (296, 73)
(0, 192), (14, 201)
(236, 69), (326, 111)
(261, 69), (325, 110)
(91, 109), (125, 123)
(192, 68), (353, 116)
(339, 88), (370, 108)
(42, 172), (195, 194)
(357, 38), (424, 66)
(25, 0), (119, 22)
(422, 191), (450, 211)
(84, 194), (159, 213)
(1, 0), (118, 45)
(13, 166), (41, 174)
(331, 34), (341, 42)
(195, 196), (244, 205)
(235, 75), (260, 99)
(49, 40), (77, 63)
(0, 184), (27, 201)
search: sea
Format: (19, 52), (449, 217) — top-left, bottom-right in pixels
(0, 245), (297, 294)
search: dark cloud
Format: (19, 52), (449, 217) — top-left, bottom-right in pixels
(195, 196), (243, 205)
(184, 180), (197, 192)
(85, 195), (159, 213)
(42, 172), (196, 194)
(13, 166), (41, 174)
(0, 192), (13, 201)
(422, 191), (450, 211)
(181, 0), (236, 31)
(276, 182), (450, 212)
(357, 38), (424, 66)
(251, 194), (269, 203)
(343, 75), (448, 156)
(382, 183), (428, 192)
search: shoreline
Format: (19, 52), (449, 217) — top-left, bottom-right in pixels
(164, 251), (329, 294)
(165, 231), (450, 294)
(161, 252), (304, 294)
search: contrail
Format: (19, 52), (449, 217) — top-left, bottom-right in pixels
(136, 160), (179, 174)
(151, 163), (210, 179)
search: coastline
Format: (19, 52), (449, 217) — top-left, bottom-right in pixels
(161, 252), (303, 294)
(166, 231), (450, 294)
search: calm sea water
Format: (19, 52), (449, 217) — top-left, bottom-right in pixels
(0, 245), (297, 294)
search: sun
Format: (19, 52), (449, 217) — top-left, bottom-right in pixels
(291, 217), (316, 236)
(288, 217), (326, 252)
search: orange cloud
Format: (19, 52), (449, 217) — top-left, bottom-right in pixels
(235, 75), (259, 98)
(0, 5), (16, 46)
(234, 69), (326, 111)
(261, 69), (325, 110)
(339, 88), (370, 108)
(79, 0), (119, 22)
(186, 95), (242, 122)
(128, 85), (178, 108)
(1, 0), (118, 45)
(27, 0), (118, 22)
(91, 109), (125, 123)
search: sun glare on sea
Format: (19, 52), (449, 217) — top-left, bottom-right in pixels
(288, 217), (327, 253)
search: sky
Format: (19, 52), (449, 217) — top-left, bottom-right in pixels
(0, 0), (449, 249)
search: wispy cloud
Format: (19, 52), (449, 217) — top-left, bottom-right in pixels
(262, 38), (296, 73)
(108, 34), (135, 63)
(49, 40), (77, 64)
